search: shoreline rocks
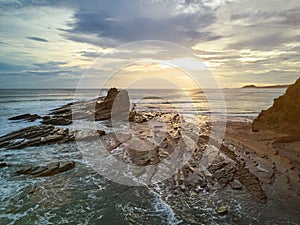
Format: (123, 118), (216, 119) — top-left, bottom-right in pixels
(8, 113), (41, 122)
(252, 77), (300, 135)
(0, 125), (74, 149)
(1, 87), (268, 204)
(0, 124), (106, 149)
(15, 161), (75, 177)
(45, 88), (131, 125)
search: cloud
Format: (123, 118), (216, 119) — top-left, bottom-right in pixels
(27, 36), (49, 42)
(62, 0), (218, 46)
(80, 51), (102, 58)
(0, 62), (27, 72)
(0, 0), (299, 88)
(229, 6), (300, 26)
(226, 31), (300, 50)
(208, 1), (300, 50)
(0, 60), (82, 78)
(24, 69), (72, 76)
(33, 61), (68, 67)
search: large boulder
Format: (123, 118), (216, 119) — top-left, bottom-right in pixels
(96, 88), (130, 121)
(46, 88), (130, 123)
(252, 77), (300, 135)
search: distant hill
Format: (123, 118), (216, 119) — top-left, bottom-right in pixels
(241, 84), (290, 89)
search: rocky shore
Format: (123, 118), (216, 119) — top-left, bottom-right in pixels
(252, 77), (300, 136)
(0, 82), (299, 222)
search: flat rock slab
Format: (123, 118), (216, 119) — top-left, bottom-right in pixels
(0, 125), (74, 149)
(0, 124), (106, 149)
(15, 161), (75, 177)
(8, 114), (41, 122)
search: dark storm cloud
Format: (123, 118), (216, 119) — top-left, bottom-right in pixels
(66, 11), (217, 45)
(1, 0), (220, 46)
(27, 36), (49, 43)
(65, 1), (221, 45)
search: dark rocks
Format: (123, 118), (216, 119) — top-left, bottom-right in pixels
(0, 125), (75, 149)
(252, 77), (300, 135)
(219, 144), (267, 201)
(125, 139), (160, 166)
(235, 164), (267, 202)
(15, 161), (75, 177)
(1, 87), (270, 209)
(42, 88), (131, 125)
(0, 124), (107, 149)
(208, 161), (236, 187)
(0, 162), (9, 168)
(96, 88), (130, 121)
(8, 114), (41, 122)
(41, 117), (72, 126)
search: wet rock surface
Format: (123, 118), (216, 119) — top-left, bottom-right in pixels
(45, 88), (131, 125)
(225, 121), (300, 211)
(0, 125), (106, 149)
(0, 89), (266, 198)
(8, 113), (41, 122)
(15, 161), (75, 177)
(2, 87), (300, 224)
(0, 125), (74, 149)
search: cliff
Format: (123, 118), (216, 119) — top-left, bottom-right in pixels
(252, 77), (300, 135)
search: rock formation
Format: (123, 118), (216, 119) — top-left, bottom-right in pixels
(15, 161), (75, 177)
(9, 114), (41, 122)
(45, 88), (130, 124)
(0, 124), (107, 149)
(0, 88), (267, 201)
(252, 77), (300, 135)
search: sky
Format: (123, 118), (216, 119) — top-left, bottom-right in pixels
(0, 0), (299, 88)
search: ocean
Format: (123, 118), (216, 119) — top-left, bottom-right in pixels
(1, 88), (295, 225)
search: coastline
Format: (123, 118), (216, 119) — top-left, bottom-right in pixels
(0, 88), (299, 224)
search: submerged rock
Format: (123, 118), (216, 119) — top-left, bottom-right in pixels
(8, 113), (41, 122)
(15, 161), (75, 177)
(0, 162), (9, 168)
(0, 125), (75, 149)
(0, 124), (107, 149)
(41, 117), (72, 126)
(252, 77), (300, 135)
